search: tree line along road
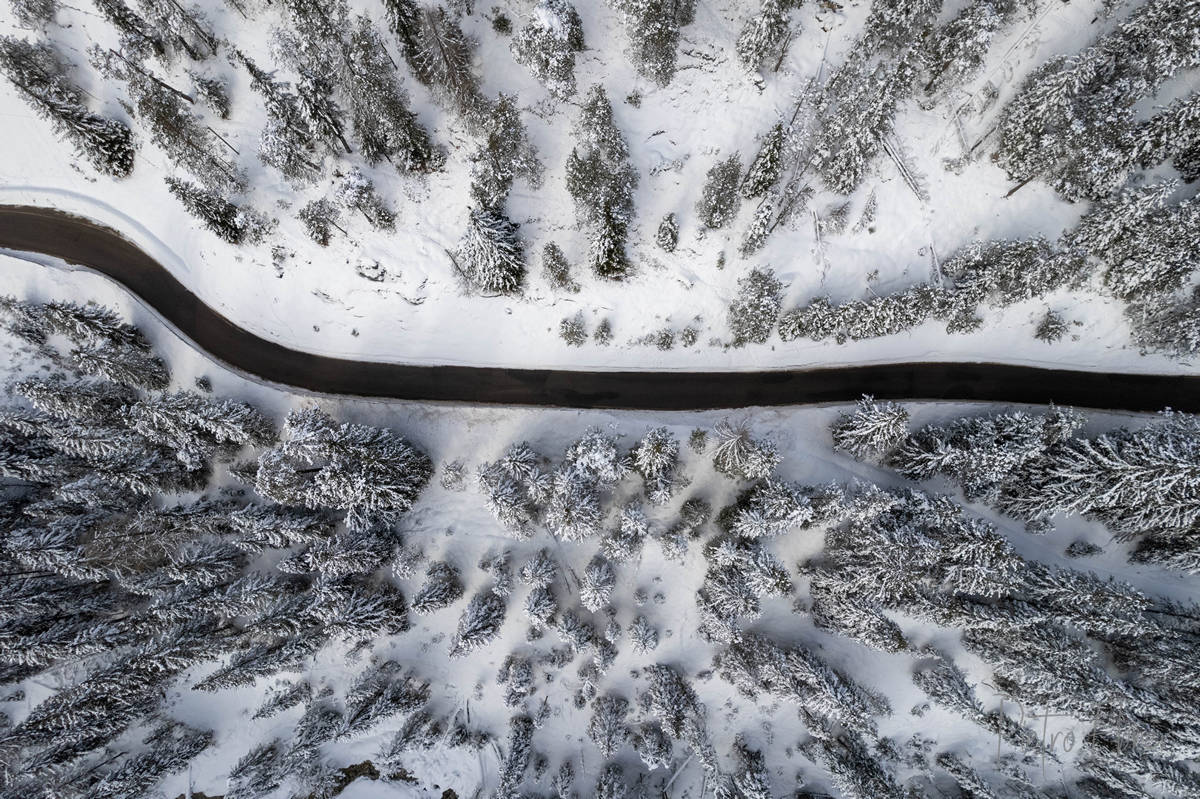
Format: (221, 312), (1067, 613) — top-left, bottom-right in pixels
(1, 204), (1198, 412)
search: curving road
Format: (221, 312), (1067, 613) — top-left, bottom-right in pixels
(1, 204), (1197, 412)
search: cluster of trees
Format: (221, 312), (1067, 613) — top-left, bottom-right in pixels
(0, 298), (450, 798)
(798, 480), (1200, 795)
(0, 36), (135, 177)
(995, 0), (1200, 201)
(834, 398), (1200, 574)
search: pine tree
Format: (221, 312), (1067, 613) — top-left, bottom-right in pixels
(411, 560), (464, 613)
(655, 212), (679, 252)
(696, 154), (743, 229)
(254, 407), (432, 531)
(728, 267), (783, 346)
(455, 206), (526, 294)
(736, 0), (792, 72)
(252, 679), (312, 719)
(830, 395), (909, 461)
(520, 548), (557, 588)
(165, 178), (261, 244)
(742, 123), (785, 198)
(339, 661), (428, 739)
(924, 0), (1017, 95)
(632, 426), (681, 505)
(566, 85), (637, 279)
(71, 342), (169, 390)
(580, 554), (616, 611)
(449, 587), (507, 657)
(608, 0), (688, 85)
(0, 37), (135, 177)
(93, 0), (164, 60)
(298, 198), (341, 246)
(227, 740), (284, 799)
(342, 21), (433, 171)
(728, 479), (814, 538)
(712, 419), (779, 480)
(629, 614), (658, 653)
(336, 167), (395, 230)
(511, 0), (585, 99)
(469, 93), (542, 211)
(238, 52), (321, 185)
(495, 715), (534, 799)
(9, 0), (58, 26)
(408, 5), (484, 117)
(588, 694), (630, 757)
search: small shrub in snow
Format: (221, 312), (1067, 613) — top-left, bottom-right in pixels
(1035, 310), (1068, 342)
(656, 212), (679, 252)
(594, 317), (614, 345)
(560, 312), (587, 346)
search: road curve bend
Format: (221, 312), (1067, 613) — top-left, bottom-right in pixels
(1, 204), (1197, 412)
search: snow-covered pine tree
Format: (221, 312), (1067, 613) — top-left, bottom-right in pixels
(495, 715), (534, 799)
(603, 503), (650, 562)
(237, 51), (321, 185)
(71, 342), (170, 390)
(696, 154), (742, 229)
(736, 0), (792, 73)
(520, 548), (557, 588)
(588, 694), (629, 757)
(254, 407), (432, 531)
(92, 0), (163, 60)
(339, 661), (429, 739)
(728, 479), (814, 538)
(607, 0), (690, 85)
(469, 93), (542, 210)
(252, 679), (312, 719)
(226, 740), (284, 799)
(631, 426), (681, 504)
(336, 167), (395, 230)
(711, 418), (780, 480)
(411, 560), (464, 614)
(727, 267), (784, 346)
(923, 0), (1017, 95)
(655, 212), (679, 252)
(830, 395), (909, 461)
(580, 554), (616, 611)
(629, 614), (658, 653)
(0, 37), (135, 177)
(9, 0), (58, 26)
(408, 5), (485, 118)
(449, 587), (507, 657)
(165, 178), (261, 244)
(566, 85), (637, 279)
(455, 206), (526, 295)
(741, 122), (785, 199)
(511, 0), (585, 99)
(344, 15), (435, 172)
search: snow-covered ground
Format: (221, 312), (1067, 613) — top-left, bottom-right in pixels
(2, 0), (1195, 373)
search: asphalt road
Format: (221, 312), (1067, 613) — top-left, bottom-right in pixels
(1, 204), (1196, 412)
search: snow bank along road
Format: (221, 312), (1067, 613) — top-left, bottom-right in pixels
(2, 204), (1198, 412)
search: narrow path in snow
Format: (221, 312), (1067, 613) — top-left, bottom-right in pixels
(2, 204), (1197, 412)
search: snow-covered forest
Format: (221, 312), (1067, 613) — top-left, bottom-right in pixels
(2, 0), (1200, 796)
(0, 0), (1197, 369)
(0, 293), (1198, 798)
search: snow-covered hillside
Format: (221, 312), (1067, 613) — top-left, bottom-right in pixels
(2, 0), (1196, 370)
